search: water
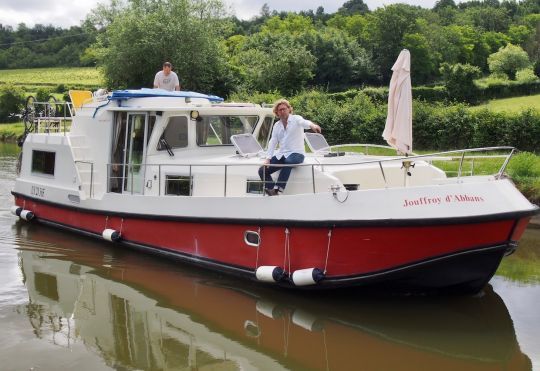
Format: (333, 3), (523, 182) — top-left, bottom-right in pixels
(0, 142), (539, 371)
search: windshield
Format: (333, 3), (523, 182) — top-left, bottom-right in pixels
(196, 115), (259, 146)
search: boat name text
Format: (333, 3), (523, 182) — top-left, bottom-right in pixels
(31, 185), (45, 198)
(403, 194), (484, 207)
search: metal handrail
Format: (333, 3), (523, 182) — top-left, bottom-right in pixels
(89, 146), (515, 198)
(74, 160), (94, 197)
(31, 101), (73, 135)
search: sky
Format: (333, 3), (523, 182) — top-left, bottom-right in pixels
(0, 0), (453, 29)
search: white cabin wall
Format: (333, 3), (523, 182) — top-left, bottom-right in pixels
(69, 110), (114, 196)
(20, 134), (80, 190)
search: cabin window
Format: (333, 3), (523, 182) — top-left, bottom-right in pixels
(158, 116), (188, 150)
(31, 150), (55, 176)
(197, 115), (258, 146)
(165, 175), (192, 196)
(246, 180), (264, 194)
(257, 116), (274, 148)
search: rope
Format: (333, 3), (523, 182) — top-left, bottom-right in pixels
(283, 310), (291, 356)
(333, 189), (349, 203)
(284, 228), (291, 274)
(119, 218), (124, 235)
(323, 329), (330, 371)
(255, 227), (261, 269)
(104, 215), (109, 229)
(324, 228), (332, 274)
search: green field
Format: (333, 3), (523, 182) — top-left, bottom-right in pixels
(471, 94), (540, 113)
(0, 67), (104, 88)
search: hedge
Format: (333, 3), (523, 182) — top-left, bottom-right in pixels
(475, 80), (540, 101)
(289, 90), (540, 152)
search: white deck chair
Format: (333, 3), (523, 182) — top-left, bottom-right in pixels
(230, 133), (265, 158)
(304, 132), (331, 153)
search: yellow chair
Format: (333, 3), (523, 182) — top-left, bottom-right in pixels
(69, 90), (93, 112)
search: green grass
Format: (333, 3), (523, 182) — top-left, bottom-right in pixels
(470, 94), (540, 113)
(0, 122), (23, 141)
(0, 67), (104, 88)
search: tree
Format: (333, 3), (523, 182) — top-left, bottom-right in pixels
(439, 63), (482, 103)
(456, 6), (511, 32)
(0, 84), (24, 122)
(433, 0), (457, 11)
(402, 33), (437, 83)
(234, 33), (316, 95)
(338, 0), (369, 15)
(488, 43), (531, 79)
(364, 4), (423, 82)
(94, 0), (233, 95)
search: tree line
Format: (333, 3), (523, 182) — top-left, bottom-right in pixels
(1, 0), (539, 97)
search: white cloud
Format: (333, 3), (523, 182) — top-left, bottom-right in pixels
(0, 0), (102, 28)
(0, 0), (452, 29)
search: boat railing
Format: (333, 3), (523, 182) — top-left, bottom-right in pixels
(75, 160), (94, 198)
(28, 100), (73, 135)
(94, 146), (516, 198)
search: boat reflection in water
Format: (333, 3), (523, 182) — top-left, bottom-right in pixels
(16, 223), (532, 371)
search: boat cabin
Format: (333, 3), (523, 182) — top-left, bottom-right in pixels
(19, 89), (446, 202)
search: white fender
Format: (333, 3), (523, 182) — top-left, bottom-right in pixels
(102, 229), (121, 242)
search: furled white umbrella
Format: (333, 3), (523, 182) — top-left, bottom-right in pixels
(382, 49), (413, 155)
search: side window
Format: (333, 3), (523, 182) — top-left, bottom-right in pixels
(165, 175), (192, 196)
(158, 116), (188, 150)
(257, 116), (274, 148)
(32, 150), (55, 176)
(197, 115), (258, 146)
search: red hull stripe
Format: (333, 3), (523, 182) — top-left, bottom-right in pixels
(14, 195), (518, 280)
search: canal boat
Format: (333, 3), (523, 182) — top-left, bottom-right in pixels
(11, 88), (539, 294)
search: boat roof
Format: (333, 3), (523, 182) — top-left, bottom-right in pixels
(110, 88), (224, 102)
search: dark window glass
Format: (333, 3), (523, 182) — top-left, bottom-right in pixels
(158, 116), (188, 150)
(165, 175), (192, 196)
(197, 115), (258, 146)
(31, 150), (55, 175)
(246, 180), (264, 194)
(257, 116), (274, 148)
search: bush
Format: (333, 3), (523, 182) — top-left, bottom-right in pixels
(508, 152), (540, 178)
(474, 78), (540, 101)
(229, 89), (540, 153)
(413, 102), (476, 150)
(440, 63), (482, 104)
(228, 90), (282, 106)
(291, 89), (386, 145)
(0, 84), (24, 122)
(412, 86), (449, 102)
(516, 68), (539, 83)
(35, 87), (53, 103)
(55, 84), (66, 93)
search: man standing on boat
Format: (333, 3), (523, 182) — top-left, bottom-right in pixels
(259, 99), (321, 196)
(153, 62), (181, 91)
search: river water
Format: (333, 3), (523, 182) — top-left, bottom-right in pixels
(0, 142), (539, 371)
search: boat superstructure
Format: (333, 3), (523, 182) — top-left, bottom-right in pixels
(11, 89), (539, 293)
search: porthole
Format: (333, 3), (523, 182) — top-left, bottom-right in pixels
(244, 230), (260, 247)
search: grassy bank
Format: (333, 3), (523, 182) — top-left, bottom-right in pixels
(0, 67), (103, 89)
(471, 94), (540, 113)
(0, 122), (23, 142)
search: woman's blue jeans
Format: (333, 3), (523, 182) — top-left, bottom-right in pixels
(258, 153), (305, 191)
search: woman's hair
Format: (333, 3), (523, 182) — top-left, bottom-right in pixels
(272, 99), (293, 116)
